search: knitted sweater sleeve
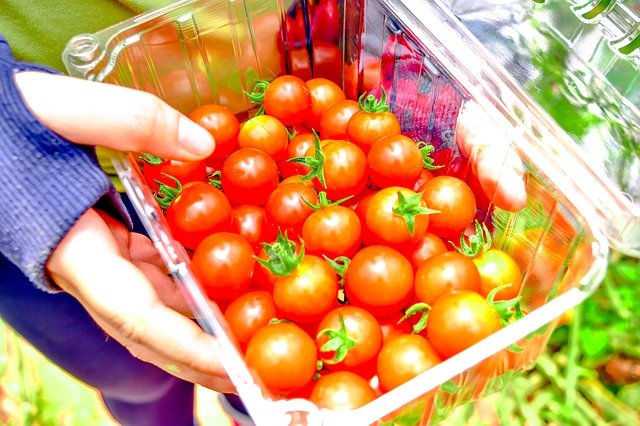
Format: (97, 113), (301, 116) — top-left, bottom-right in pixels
(0, 36), (131, 292)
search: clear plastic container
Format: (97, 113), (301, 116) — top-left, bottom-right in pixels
(62, 0), (638, 424)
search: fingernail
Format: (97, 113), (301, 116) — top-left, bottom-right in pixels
(178, 116), (215, 157)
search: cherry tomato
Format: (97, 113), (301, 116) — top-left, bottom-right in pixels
(191, 232), (255, 302)
(308, 139), (368, 201)
(376, 334), (441, 392)
(473, 248), (523, 301)
(365, 187), (431, 245)
(263, 75), (312, 126)
(420, 176), (476, 238)
(273, 254), (339, 324)
(231, 205), (277, 252)
(316, 306), (383, 377)
(278, 132), (316, 179)
(302, 205), (362, 258)
(304, 77), (346, 131)
(319, 100), (359, 139)
(224, 290), (277, 350)
(188, 104), (240, 160)
(427, 290), (502, 359)
(141, 156), (207, 192)
(346, 101), (401, 153)
(352, 190), (377, 246)
(367, 134), (423, 188)
(344, 245), (414, 317)
(245, 322), (317, 395)
(280, 174), (315, 188)
(253, 237), (303, 292)
(310, 371), (377, 411)
(413, 168), (434, 191)
(164, 182), (232, 250)
(221, 148), (279, 206)
(238, 115), (289, 161)
(399, 232), (448, 270)
(265, 183), (319, 238)
(414, 251), (482, 306)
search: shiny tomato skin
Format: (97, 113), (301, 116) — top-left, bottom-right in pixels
(427, 290), (502, 359)
(265, 183), (319, 238)
(245, 322), (318, 395)
(302, 206), (362, 258)
(310, 371), (377, 411)
(319, 100), (359, 139)
(365, 187), (430, 245)
(304, 77), (346, 131)
(142, 158), (207, 192)
(273, 254), (339, 324)
(420, 176), (476, 238)
(473, 248), (523, 301)
(278, 132), (316, 178)
(312, 140), (368, 201)
(230, 205), (277, 253)
(263, 75), (312, 126)
(237, 115), (289, 161)
(191, 232), (255, 302)
(352, 190), (377, 246)
(315, 306), (383, 376)
(221, 148), (279, 206)
(367, 134), (423, 188)
(164, 182), (232, 250)
(376, 334), (441, 392)
(188, 104), (240, 159)
(344, 245), (414, 317)
(399, 232), (448, 270)
(346, 109), (401, 154)
(224, 290), (276, 350)
(414, 251), (482, 306)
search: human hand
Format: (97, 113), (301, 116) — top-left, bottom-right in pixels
(15, 71), (235, 393)
(456, 100), (528, 213)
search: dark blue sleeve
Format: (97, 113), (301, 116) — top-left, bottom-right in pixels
(0, 36), (132, 292)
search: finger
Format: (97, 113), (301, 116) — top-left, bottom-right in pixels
(47, 210), (234, 392)
(135, 261), (192, 317)
(14, 72), (215, 161)
(456, 100), (527, 212)
(129, 233), (168, 273)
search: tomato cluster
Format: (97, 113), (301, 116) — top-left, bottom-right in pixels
(140, 75), (525, 411)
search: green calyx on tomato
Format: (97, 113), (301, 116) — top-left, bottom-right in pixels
(246, 79), (270, 105)
(358, 87), (390, 114)
(256, 231), (305, 277)
(206, 170), (222, 189)
(303, 191), (353, 210)
(323, 255), (351, 280)
(399, 302), (431, 334)
(154, 173), (182, 209)
(288, 132), (327, 187)
(393, 191), (439, 237)
(140, 152), (164, 166)
(487, 284), (524, 328)
(317, 314), (357, 364)
(454, 219), (493, 258)
(416, 141), (444, 171)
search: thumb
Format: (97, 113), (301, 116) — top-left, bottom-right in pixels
(14, 71), (215, 161)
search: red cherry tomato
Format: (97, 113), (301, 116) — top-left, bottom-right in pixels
(237, 115), (289, 161)
(367, 134), (423, 188)
(302, 205), (362, 258)
(263, 75), (312, 126)
(191, 232), (255, 302)
(420, 176), (476, 238)
(414, 251), (482, 306)
(221, 148), (279, 206)
(319, 100), (359, 139)
(230, 205), (277, 252)
(164, 182), (232, 250)
(224, 290), (277, 350)
(188, 104), (240, 159)
(245, 322), (318, 396)
(304, 77), (346, 131)
(310, 371), (377, 411)
(376, 334), (441, 392)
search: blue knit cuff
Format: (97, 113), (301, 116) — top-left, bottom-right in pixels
(0, 37), (131, 292)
